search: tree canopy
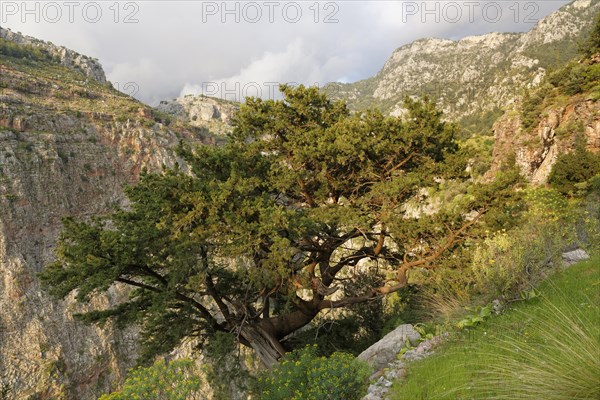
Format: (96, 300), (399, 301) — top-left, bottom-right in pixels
(40, 85), (517, 367)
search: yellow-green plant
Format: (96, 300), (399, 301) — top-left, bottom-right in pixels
(255, 345), (370, 400)
(418, 283), (471, 323)
(472, 188), (575, 297)
(98, 359), (202, 400)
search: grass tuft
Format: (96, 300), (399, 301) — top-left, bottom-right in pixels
(390, 257), (600, 400)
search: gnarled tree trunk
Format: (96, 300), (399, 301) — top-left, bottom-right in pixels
(240, 325), (286, 369)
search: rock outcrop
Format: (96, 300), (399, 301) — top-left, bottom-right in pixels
(489, 99), (600, 184)
(562, 248), (591, 266)
(157, 95), (238, 135)
(357, 324), (420, 371)
(361, 332), (447, 400)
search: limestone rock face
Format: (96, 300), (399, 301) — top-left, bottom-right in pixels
(324, 0), (599, 122)
(157, 95), (238, 135)
(0, 27), (107, 84)
(489, 100), (600, 184)
(357, 324), (420, 371)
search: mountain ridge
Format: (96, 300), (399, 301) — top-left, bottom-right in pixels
(0, 27), (107, 84)
(324, 0), (599, 125)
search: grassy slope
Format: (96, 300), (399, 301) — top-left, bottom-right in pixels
(390, 256), (600, 399)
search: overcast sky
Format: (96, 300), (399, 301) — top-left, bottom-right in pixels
(1, 0), (570, 105)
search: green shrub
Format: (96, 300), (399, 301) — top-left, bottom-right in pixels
(98, 359), (202, 400)
(548, 142), (600, 196)
(0, 37), (53, 61)
(575, 178), (600, 255)
(255, 345), (370, 400)
(521, 85), (550, 130)
(521, 14), (600, 130)
(554, 120), (584, 139)
(457, 108), (504, 138)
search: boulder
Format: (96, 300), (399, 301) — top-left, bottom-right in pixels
(562, 249), (590, 266)
(357, 324), (420, 370)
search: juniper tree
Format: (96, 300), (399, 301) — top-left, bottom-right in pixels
(40, 85), (518, 367)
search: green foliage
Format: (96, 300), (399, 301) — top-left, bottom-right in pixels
(98, 359), (202, 400)
(287, 271), (390, 356)
(567, 177), (600, 258)
(255, 345), (370, 400)
(546, 62), (600, 97)
(0, 380), (10, 400)
(548, 141), (600, 196)
(150, 109), (172, 126)
(524, 39), (582, 71)
(472, 188), (575, 298)
(580, 10), (600, 58)
(414, 276), (473, 324)
(521, 13), (600, 130)
(455, 304), (492, 329)
(457, 108), (504, 138)
(521, 85), (550, 130)
(0, 37), (55, 62)
(397, 323), (438, 358)
(554, 119), (584, 139)
(202, 332), (251, 400)
(46, 358), (67, 378)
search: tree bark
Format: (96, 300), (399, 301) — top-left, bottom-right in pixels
(240, 324), (286, 369)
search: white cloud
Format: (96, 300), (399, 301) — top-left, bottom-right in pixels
(181, 38), (325, 101)
(107, 58), (167, 105)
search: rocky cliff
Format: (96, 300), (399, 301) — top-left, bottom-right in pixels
(489, 97), (600, 184)
(157, 94), (237, 136)
(0, 35), (211, 399)
(324, 0), (599, 124)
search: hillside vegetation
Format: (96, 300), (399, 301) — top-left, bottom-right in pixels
(390, 257), (600, 400)
(387, 19), (600, 397)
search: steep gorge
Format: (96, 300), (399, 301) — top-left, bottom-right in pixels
(0, 28), (212, 399)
